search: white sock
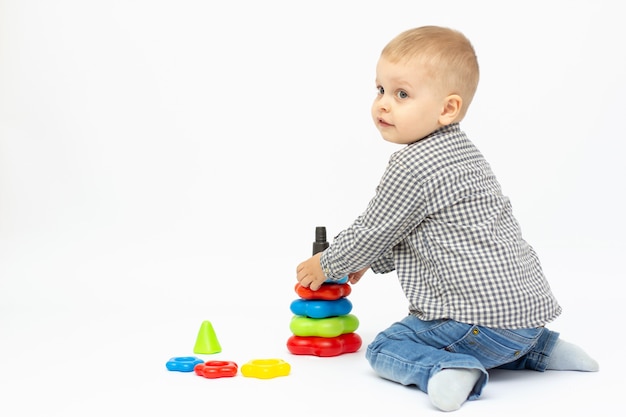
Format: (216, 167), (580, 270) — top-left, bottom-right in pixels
(546, 339), (599, 371)
(428, 368), (481, 412)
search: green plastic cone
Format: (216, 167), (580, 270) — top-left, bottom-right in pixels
(193, 320), (222, 354)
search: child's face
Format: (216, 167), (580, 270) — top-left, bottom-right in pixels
(371, 56), (447, 144)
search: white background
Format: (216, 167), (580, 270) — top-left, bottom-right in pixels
(1, 0), (624, 415)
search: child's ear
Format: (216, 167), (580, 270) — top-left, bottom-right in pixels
(439, 94), (462, 125)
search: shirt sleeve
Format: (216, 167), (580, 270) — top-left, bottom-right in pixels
(320, 155), (429, 280)
(370, 249), (395, 274)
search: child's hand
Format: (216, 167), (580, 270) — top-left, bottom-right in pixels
(349, 266), (369, 285)
(296, 252), (326, 291)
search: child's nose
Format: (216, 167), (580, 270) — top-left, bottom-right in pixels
(375, 97), (389, 113)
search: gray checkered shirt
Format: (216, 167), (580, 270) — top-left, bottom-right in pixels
(320, 123), (562, 329)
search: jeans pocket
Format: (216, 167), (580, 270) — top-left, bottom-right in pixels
(445, 326), (542, 369)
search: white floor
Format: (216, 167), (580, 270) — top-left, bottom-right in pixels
(0, 245), (620, 416)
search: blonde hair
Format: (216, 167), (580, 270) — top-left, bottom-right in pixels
(381, 26), (479, 119)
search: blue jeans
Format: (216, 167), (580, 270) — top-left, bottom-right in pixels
(365, 315), (559, 400)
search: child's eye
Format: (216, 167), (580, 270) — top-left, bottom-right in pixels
(396, 90), (408, 99)
(377, 86), (384, 95)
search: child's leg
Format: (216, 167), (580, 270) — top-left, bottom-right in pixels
(546, 338), (599, 371)
(365, 316), (487, 411)
(496, 329), (599, 372)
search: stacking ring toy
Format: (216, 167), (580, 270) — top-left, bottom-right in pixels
(194, 360), (238, 379)
(289, 297), (353, 319)
(241, 358), (291, 379)
(289, 314), (359, 338)
(287, 333), (362, 357)
(326, 276), (349, 284)
(165, 356), (204, 372)
(295, 283), (351, 300)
